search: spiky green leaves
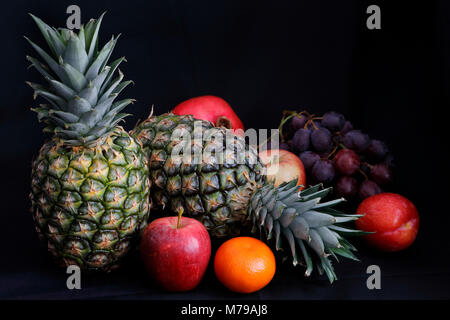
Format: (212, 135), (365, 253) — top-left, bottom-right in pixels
(26, 13), (132, 146)
(250, 180), (365, 283)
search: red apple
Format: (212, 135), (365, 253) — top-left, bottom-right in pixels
(172, 95), (244, 134)
(356, 193), (419, 252)
(140, 215), (211, 291)
(258, 149), (306, 188)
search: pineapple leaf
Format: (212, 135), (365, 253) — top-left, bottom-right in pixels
(274, 220), (282, 250)
(25, 37), (64, 79)
(265, 215), (274, 239)
(65, 122), (89, 134)
(78, 86), (99, 106)
(282, 227), (298, 266)
(60, 62), (88, 92)
(66, 96), (92, 116)
(29, 13), (64, 57)
(308, 229), (325, 257)
(289, 216), (309, 240)
(300, 187), (331, 201)
(50, 110), (79, 123)
(26, 56), (55, 80)
(112, 80), (133, 96)
(330, 247), (359, 261)
(49, 79), (76, 100)
(313, 198), (345, 210)
(26, 82), (66, 109)
(85, 36), (117, 80)
(328, 225), (371, 237)
(78, 25), (86, 45)
(302, 210), (336, 228)
(63, 34), (89, 73)
(299, 183), (322, 196)
(334, 216), (360, 223)
(316, 226), (340, 248)
(46, 28), (66, 58)
(86, 12), (106, 61)
(320, 256), (337, 283)
(297, 239), (313, 276)
(98, 70), (124, 103)
(91, 67), (110, 89)
(100, 57), (127, 95)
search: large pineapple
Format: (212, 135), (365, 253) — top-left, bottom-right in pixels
(132, 113), (364, 282)
(27, 14), (150, 271)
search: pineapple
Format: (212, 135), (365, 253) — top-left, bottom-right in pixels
(132, 113), (364, 282)
(27, 14), (150, 271)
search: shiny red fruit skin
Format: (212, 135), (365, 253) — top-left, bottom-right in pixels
(172, 95), (244, 133)
(356, 193), (419, 252)
(140, 217), (211, 292)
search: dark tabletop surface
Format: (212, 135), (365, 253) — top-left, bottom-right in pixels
(1, 0), (450, 300)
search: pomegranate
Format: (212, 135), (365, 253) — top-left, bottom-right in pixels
(172, 96), (244, 134)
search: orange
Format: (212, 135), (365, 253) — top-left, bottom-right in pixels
(214, 237), (276, 293)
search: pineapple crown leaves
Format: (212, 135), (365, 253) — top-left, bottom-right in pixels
(250, 180), (366, 283)
(25, 12), (134, 146)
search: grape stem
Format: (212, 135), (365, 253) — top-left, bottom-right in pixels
(305, 118), (318, 130)
(358, 168), (369, 180)
(327, 145), (339, 159)
(260, 110), (309, 149)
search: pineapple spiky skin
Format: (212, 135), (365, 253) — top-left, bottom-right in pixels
(30, 127), (150, 271)
(132, 113), (266, 237)
(133, 113), (364, 282)
(26, 14), (151, 271)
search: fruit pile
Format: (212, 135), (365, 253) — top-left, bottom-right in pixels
(25, 13), (419, 295)
(272, 111), (394, 201)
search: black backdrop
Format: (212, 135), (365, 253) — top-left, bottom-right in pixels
(1, 0), (449, 300)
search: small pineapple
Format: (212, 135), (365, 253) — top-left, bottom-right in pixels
(27, 14), (150, 271)
(132, 113), (364, 282)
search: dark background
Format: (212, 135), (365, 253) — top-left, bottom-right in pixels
(0, 0), (449, 300)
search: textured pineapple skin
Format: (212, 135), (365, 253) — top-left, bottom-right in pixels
(132, 113), (266, 237)
(30, 127), (150, 271)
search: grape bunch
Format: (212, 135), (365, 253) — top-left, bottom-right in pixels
(274, 110), (394, 201)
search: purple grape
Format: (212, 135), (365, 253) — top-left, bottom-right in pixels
(290, 114), (308, 131)
(334, 149), (361, 175)
(371, 163), (393, 185)
(299, 151), (320, 171)
(341, 121), (353, 134)
(342, 130), (370, 152)
(321, 111), (345, 132)
(311, 159), (335, 183)
(359, 180), (381, 199)
(292, 128), (311, 153)
(366, 140), (388, 161)
(310, 128), (333, 152)
(335, 176), (358, 199)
